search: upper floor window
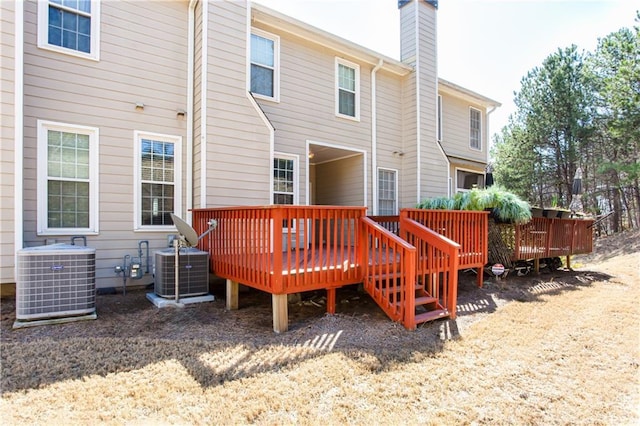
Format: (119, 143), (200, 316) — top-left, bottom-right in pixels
(335, 58), (360, 121)
(250, 29), (279, 101)
(469, 107), (482, 150)
(437, 95), (443, 142)
(38, 0), (100, 61)
(37, 120), (99, 235)
(134, 132), (182, 230)
(378, 168), (398, 216)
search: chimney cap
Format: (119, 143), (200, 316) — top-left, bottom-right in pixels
(398, 0), (438, 9)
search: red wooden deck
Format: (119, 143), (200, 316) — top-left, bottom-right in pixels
(192, 206), (475, 332)
(191, 206), (592, 332)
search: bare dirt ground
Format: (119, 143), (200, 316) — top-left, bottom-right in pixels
(1, 228), (638, 424)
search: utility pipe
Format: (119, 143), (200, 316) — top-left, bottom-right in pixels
(371, 58), (383, 214)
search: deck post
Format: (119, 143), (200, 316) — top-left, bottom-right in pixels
(476, 267), (483, 287)
(272, 293), (288, 333)
(226, 279), (239, 310)
(326, 288), (336, 314)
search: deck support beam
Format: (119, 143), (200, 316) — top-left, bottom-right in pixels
(326, 288), (336, 314)
(226, 279), (239, 310)
(272, 294), (288, 333)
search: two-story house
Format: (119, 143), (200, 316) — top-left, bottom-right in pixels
(0, 0), (499, 291)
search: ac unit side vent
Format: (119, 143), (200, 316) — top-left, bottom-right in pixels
(154, 248), (209, 298)
(16, 244), (96, 321)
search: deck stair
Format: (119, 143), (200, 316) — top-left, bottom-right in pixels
(361, 216), (460, 329)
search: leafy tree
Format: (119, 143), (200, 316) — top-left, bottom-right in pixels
(584, 22), (640, 230)
(493, 13), (639, 232)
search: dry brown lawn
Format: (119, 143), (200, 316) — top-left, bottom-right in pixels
(1, 230), (639, 425)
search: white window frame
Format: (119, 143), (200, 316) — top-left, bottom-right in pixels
(133, 131), (182, 231)
(272, 153), (298, 206)
(249, 28), (280, 102)
(37, 120), (100, 235)
(469, 107), (482, 150)
(437, 95), (443, 142)
(377, 167), (398, 216)
(335, 57), (360, 121)
(38, 0), (101, 61)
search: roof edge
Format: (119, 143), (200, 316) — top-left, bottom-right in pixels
(439, 78), (501, 108)
(251, 2), (413, 76)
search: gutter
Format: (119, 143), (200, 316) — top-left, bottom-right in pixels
(371, 58), (383, 214)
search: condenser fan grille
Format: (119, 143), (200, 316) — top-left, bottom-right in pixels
(16, 244), (96, 321)
(154, 247), (209, 298)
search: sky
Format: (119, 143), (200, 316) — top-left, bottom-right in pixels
(252, 0), (638, 142)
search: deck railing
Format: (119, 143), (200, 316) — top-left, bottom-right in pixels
(370, 209), (488, 286)
(513, 217), (594, 261)
(401, 209), (488, 271)
(360, 216), (416, 325)
(401, 217), (461, 321)
(192, 206), (367, 295)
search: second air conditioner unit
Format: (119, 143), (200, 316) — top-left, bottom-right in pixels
(154, 247), (209, 298)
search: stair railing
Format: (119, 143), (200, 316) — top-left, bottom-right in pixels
(360, 217), (416, 325)
(400, 217), (461, 320)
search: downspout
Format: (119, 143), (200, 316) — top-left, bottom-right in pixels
(434, 87), (451, 197)
(199, 0), (208, 208)
(435, 139), (450, 196)
(246, 1), (275, 200)
(186, 0), (196, 222)
(414, 0), (421, 203)
(15, 1), (24, 274)
(371, 58), (383, 215)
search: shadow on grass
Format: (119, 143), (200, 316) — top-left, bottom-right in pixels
(0, 267), (613, 394)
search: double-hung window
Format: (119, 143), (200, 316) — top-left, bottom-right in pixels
(273, 156), (296, 206)
(335, 58), (360, 120)
(38, 0), (100, 60)
(37, 120), (99, 235)
(250, 29), (279, 101)
(469, 107), (482, 150)
(134, 132), (182, 230)
(378, 168), (398, 216)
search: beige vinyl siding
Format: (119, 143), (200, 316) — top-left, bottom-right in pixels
(399, 2), (416, 65)
(315, 155), (365, 206)
(251, 24), (372, 206)
(204, 1), (271, 207)
(22, 1), (189, 288)
(375, 70), (406, 209)
(415, 1), (447, 200)
(0, 0), (16, 284)
(401, 73), (418, 208)
(440, 92), (487, 163)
